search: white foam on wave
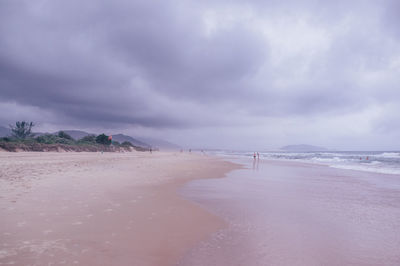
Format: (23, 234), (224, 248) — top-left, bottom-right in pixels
(311, 157), (347, 163)
(375, 152), (400, 158)
(329, 164), (400, 175)
(368, 161), (382, 165)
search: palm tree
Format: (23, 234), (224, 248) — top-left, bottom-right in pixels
(9, 121), (35, 139)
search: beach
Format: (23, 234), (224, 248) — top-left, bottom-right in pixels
(179, 158), (400, 265)
(0, 151), (237, 265)
(2, 152), (400, 266)
(2, 0), (399, 265)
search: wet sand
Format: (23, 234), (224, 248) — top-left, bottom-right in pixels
(0, 152), (238, 265)
(179, 158), (400, 266)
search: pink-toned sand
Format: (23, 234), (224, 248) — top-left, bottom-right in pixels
(0, 152), (237, 265)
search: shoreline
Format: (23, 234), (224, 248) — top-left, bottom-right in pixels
(0, 152), (240, 265)
(217, 153), (400, 176)
(178, 157), (400, 265)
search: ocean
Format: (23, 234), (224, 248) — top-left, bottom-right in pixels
(209, 150), (400, 175)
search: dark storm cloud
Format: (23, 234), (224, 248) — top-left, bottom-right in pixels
(0, 0), (268, 128)
(0, 0), (399, 143)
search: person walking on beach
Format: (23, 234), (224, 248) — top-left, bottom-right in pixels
(253, 152), (257, 159)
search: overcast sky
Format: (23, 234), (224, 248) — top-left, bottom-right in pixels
(1, 0), (399, 150)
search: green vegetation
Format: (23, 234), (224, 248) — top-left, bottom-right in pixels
(0, 121), (146, 152)
(77, 134), (96, 144)
(57, 131), (73, 140)
(95, 134), (111, 145)
(36, 134), (74, 145)
(121, 141), (133, 147)
(112, 141), (120, 146)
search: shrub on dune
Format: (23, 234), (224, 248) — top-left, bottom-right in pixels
(35, 134), (74, 145)
(95, 134), (111, 145)
(57, 131), (74, 140)
(78, 134), (97, 144)
(121, 141), (133, 147)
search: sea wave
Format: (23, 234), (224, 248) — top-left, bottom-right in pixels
(330, 164), (400, 175)
(375, 152), (400, 158)
(213, 150), (400, 176)
(310, 157), (347, 163)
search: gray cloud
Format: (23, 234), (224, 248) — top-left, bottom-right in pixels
(1, 0), (399, 149)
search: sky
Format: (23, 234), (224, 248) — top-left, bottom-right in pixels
(1, 0), (400, 150)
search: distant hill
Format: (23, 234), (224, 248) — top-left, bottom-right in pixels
(136, 137), (180, 150)
(281, 144), (328, 152)
(111, 134), (151, 148)
(0, 126), (11, 137)
(60, 130), (91, 140)
(59, 131), (151, 148)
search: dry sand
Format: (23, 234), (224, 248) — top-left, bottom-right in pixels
(0, 151), (238, 265)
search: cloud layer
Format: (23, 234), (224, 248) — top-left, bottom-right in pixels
(1, 0), (399, 149)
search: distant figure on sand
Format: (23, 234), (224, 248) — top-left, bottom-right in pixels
(253, 152), (256, 159)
